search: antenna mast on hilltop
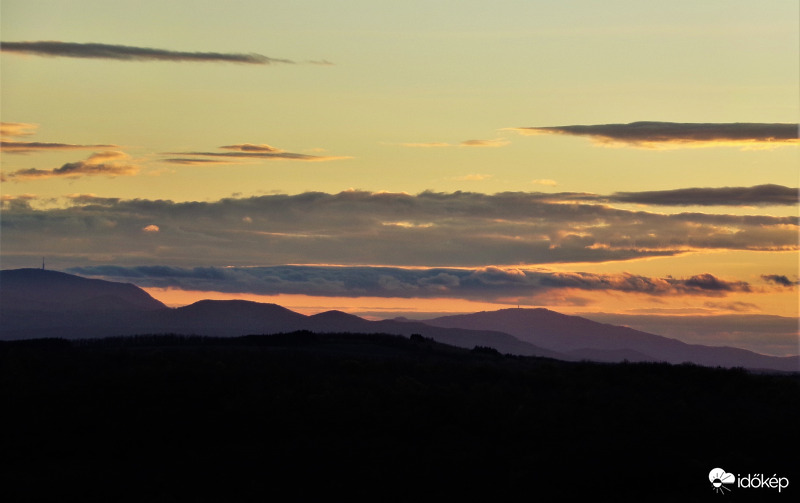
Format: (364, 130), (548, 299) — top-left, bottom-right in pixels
(42, 257), (45, 270)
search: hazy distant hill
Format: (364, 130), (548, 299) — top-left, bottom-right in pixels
(424, 308), (800, 371)
(149, 299), (309, 336)
(300, 310), (565, 359)
(1, 269), (797, 371)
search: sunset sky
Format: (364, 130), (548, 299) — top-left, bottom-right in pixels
(1, 1), (798, 355)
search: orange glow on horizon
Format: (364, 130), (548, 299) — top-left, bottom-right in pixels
(142, 285), (799, 319)
(142, 287), (513, 318)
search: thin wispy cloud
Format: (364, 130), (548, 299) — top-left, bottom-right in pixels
(164, 151), (345, 162)
(452, 174), (493, 181)
(513, 121), (799, 149)
(1, 41), (299, 65)
(164, 143), (351, 164)
(400, 142), (452, 148)
(0, 122), (38, 137)
(3, 151), (139, 180)
(459, 138), (510, 147)
(0, 121), (119, 153)
(2, 140), (119, 154)
(401, 138), (510, 148)
(162, 158), (234, 166)
(220, 144), (284, 153)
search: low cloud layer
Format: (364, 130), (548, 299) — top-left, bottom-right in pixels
(66, 264), (754, 302)
(1, 41), (296, 65)
(2, 189), (796, 268)
(3, 151), (139, 180)
(514, 121), (799, 149)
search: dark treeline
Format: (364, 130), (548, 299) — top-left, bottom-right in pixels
(1, 332), (798, 502)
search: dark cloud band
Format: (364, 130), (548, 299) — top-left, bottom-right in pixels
(1, 41), (295, 64)
(608, 184), (798, 206)
(2, 189), (796, 269)
(515, 121), (799, 147)
(66, 265), (753, 301)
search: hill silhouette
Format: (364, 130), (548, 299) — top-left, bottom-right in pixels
(0, 268), (166, 311)
(1, 268), (797, 371)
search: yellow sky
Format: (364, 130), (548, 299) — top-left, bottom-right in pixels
(1, 1), (798, 334)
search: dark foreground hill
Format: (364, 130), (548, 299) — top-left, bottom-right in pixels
(1, 333), (798, 502)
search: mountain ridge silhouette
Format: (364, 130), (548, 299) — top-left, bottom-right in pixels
(1, 268), (797, 371)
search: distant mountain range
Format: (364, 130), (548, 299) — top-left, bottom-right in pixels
(1, 268), (797, 372)
(424, 308), (800, 371)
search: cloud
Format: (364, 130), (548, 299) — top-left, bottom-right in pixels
(220, 144), (284, 153)
(65, 194), (121, 205)
(3, 151), (139, 180)
(761, 274), (798, 287)
(459, 138), (510, 148)
(513, 121), (799, 149)
(66, 265), (755, 302)
(608, 184), (798, 206)
(532, 179), (558, 187)
(1, 121), (119, 153)
(2, 189), (796, 269)
(682, 273), (751, 292)
(163, 143), (350, 164)
(539, 271), (750, 295)
(0, 122), (38, 137)
(702, 301), (760, 312)
(1, 40), (297, 65)
(0, 193), (40, 211)
(142, 224), (160, 233)
(401, 138), (510, 148)
(452, 174), (493, 181)
(1, 140), (119, 154)
(401, 142), (452, 148)
(161, 158), (233, 166)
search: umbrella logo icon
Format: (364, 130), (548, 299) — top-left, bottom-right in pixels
(709, 468), (736, 494)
